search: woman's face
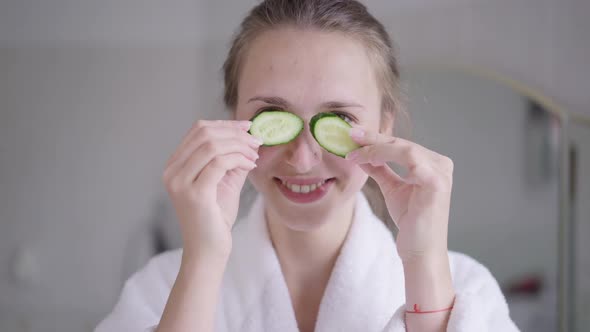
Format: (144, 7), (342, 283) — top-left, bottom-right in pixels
(235, 28), (384, 230)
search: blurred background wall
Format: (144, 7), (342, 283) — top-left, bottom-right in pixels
(0, 0), (588, 331)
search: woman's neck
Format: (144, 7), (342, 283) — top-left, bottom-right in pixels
(266, 196), (356, 282)
(265, 196), (356, 332)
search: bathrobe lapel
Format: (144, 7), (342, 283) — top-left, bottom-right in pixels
(218, 192), (404, 332)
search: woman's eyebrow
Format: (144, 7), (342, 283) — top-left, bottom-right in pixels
(247, 96), (364, 110)
(247, 96), (290, 108)
(322, 101), (364, 110)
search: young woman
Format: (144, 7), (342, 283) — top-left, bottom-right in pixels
(96, 1), (519, 331)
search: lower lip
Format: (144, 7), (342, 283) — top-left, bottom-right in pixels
(274, 178), (334, 204)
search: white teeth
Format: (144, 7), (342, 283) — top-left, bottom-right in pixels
(281, 179), (328, 193)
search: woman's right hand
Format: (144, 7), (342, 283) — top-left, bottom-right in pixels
(162, 120), (263, 261)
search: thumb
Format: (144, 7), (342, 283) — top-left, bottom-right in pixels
(358, 163), (406, 191)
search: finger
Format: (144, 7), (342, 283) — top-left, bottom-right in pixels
(166, 126), (262, 170)
(167, 128), (261, 172)
(348, 127), (443, 164)
(168, 121), (257, 167)
(352, 144), (451, 190)
(168, 120), (253, 166)
(406, 163), (453, 191)
(348, 127), (453, 191)
(205, 119), (252, 129)
(176, 139), (260, 184)
(349, 126), (396, 146)
(358, 163), (409, 188)
(358, 163), (413, 225)
(194, 153), (257, 192)
(224, 168), (250, 190)
(346, 141), (430, 170)
(181, 119), (252, 147)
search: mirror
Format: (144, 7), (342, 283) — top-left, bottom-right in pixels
(401, 66), (564, 332)
(568, 115), (590, 332)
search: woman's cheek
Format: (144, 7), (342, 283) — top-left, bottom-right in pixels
(333, 158), (368, 192)
(247, 146), (280, 189)
(254, 146), (281, 169)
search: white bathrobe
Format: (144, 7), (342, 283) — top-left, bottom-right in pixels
(95, 192), (520, 332)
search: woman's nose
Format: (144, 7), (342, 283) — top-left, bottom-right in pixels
(284, 127), (322, 173)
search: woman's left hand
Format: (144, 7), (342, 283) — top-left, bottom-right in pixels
(345, 127), (454, 264)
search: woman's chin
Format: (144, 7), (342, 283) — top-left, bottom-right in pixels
(267, 199), (332, 230)
(280, 215), (331, 232)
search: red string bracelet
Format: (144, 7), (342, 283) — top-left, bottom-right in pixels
(405, 303), (454, 314)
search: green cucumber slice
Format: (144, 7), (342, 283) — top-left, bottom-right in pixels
(310, 113), (360, 157)
(249, 110), (304, 146)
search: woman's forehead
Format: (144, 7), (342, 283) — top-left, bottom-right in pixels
(238, 28), (380, 108)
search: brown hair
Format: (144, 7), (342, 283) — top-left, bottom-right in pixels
(222, 0), (408, 232)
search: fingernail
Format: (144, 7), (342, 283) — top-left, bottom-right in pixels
(346, 150), (359, 161)
(240, 121), (253, 130)
(252, 136), (264, 146)
(349, 127), (365, 138)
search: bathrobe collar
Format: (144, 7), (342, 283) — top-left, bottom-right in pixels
(221, 192), (405, 332)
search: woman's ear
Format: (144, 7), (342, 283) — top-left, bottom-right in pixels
(379, 110), (395, 136)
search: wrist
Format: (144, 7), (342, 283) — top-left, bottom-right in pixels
(401, 250), (449, 268)
(403, 251), (455, 312)
(181, 246), (231, 273)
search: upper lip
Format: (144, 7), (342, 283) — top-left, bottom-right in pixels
(274, 176), (333, 185)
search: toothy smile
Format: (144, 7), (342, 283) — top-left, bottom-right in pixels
(281, 180), (326, 193)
